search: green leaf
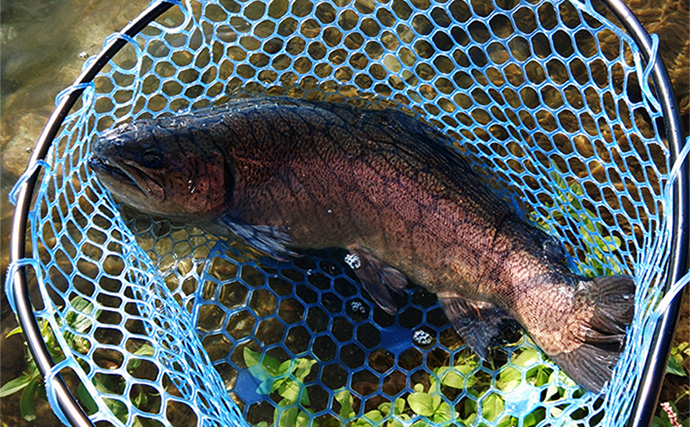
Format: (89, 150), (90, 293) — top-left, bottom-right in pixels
(496, 414), (518, 427)
(257, 377), (273, 395)
(428, 375), (439, 394)
(69, 312), (94, 334)
(277, 378), (301, 404)
(292, 358), (316, 382)
(549, 406), (564, 418)
(534, 366), (552, 386)
(524, 408), (546, 426)
(300, 389), (310, 407)
(431, 400), (453, 423)
(513, 347), (540, 368)
(481, 393), (504, 422)
(19, 377), (39, 421)
(438, 366), (466, 389)
(295, 409), (311, 427)
(407, 392), (434, 417)
(0, 372), (37, 397)
(335, 389), (355, 419)
(263, 354), (283, 375)
(243, 347), (261, 367)
(249, 362), (272, 386)
(454, 356), (478, 375)
(569, 181), (584, 197)
(543, 377), (560, 401)
(134, 343), (155, 358)
(666, 354), (687, 377)
(393, 397), (406, 415)
(66, 296), (96, 337)
(557, 370), (578, 388)
(497, 366), (521, 392)
(77, 382), (98, 414)
(278, 407), (298, 427)
(278, 359), (293, 375)
(104, 397), (128, 423)
(363, 408), (384, 422)
(70, 295), (95, 312)
(377, 401), (391, 417)
(131, 390), (148, 410)
(463, 413), (477, 425)
(6, 325), (24, 338)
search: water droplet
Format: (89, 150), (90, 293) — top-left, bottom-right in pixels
(412, 329), (433, 346)
(344, 253), (361, 270)
(350, 300), (366, 314)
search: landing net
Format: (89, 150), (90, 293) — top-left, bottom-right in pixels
(7, 0), (688, 426)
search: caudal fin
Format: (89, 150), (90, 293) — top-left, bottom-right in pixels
(550, 275), (635, 393)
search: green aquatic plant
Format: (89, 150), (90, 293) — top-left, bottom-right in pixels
(0, 295), (95, 421)
(534, 171), (625, 277)
(240, 342), (582, 426)
(666, 342), (689, 377)
(1, 296), (160, 426)
(243, 347), (317, 427)
(0, 324), (48, 422)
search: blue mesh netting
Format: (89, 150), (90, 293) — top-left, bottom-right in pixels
(8, 0), (689, 425)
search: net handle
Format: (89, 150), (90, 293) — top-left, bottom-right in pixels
(599, 0), (689, 425)
(8, 2), (178, 426)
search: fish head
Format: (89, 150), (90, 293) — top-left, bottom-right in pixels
(88, 118), (231, 221)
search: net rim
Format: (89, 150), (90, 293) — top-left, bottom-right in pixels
(6, 0), (687, 426)
(7, 2), (177, 426)
(600, 1), (689, 424)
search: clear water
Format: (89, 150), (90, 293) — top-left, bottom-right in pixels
(0, 0), (149, 283)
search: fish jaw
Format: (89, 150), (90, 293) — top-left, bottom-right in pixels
(88, 119), (232, 221)
(88, 153), (165, 203)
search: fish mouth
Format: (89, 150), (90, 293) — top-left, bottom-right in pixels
(88, 154), (165, 202)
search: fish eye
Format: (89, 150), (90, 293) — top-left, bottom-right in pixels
(141, 149), (164, 168)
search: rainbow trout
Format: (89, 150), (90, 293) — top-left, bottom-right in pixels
(89, 98), (634, 392)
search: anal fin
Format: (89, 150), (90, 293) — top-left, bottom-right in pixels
(345, 247), (408, 315)
(437, 294), (519, 360)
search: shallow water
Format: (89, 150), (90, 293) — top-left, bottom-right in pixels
(1, 0), (149, 288)
(0, 1), (147, 424)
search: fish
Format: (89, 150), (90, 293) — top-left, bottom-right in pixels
(88, 97), (635, 393)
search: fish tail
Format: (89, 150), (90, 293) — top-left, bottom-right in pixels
(551, 275), (635, 393)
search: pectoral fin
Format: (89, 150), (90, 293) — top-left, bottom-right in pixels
(345, 247), (408, 315)
(437, 294), (519, 360)
(220, 216), (296, 260)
